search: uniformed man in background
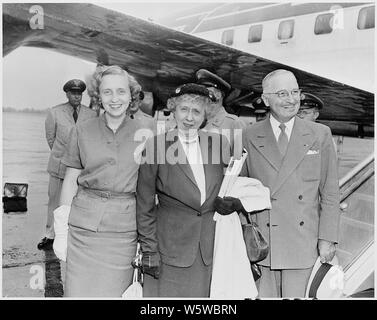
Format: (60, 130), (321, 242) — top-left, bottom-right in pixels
(196, 69), (245, 156)
(297, 92), (324, 122)
(38, 79), (97, 250)
(252, 96), (270, 122)
(297, 92), (340, 154)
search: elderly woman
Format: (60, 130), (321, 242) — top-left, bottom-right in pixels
(136, 83), (230, 297)
(53, 65), (154, 297)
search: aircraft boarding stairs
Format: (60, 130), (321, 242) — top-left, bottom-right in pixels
(336, 153), (374, 298)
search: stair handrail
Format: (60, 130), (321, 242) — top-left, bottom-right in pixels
(339, 153), (374, 189)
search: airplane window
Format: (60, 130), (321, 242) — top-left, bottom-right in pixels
(314, 13), (334, 35)
(278, 20), (294, 40)
(358, 6), (375, 30)
(221, 29), (234, 46)
(248, 25), (263, 43)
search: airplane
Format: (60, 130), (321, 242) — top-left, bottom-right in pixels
(3, 2), (374, 138)
(156, 2), (375, 137)
(2, 2), (374, 298)
(158, 2), (374, 93)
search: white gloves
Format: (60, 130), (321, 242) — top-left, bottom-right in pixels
(53, 205), (71, 262)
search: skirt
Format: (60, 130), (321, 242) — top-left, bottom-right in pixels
(64, 189), (137, 297)
(143, 248), (212, 298)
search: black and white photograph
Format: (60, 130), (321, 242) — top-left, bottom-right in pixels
(1, 1), (375, 302)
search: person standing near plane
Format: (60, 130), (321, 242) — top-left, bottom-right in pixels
(38, 80), (97, 250)
(137, 83), (230, 297)
(297, 92), (324, 122)
(53, 65), (154, 297)
(196, 69), (245, 155)
(297, 93), (340, 154)
(215, 69), (340, 298)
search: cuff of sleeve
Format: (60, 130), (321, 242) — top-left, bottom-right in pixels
(61, 157), (83, 169)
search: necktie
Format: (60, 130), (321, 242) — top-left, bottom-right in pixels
(73, 107), (78, 123)
(278, 123), (289, 156)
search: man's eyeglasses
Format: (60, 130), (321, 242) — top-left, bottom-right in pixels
(264, 89), (301, 99)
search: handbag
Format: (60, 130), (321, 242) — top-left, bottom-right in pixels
(122, 243), (143, 299)
(242, 212), (269, 263)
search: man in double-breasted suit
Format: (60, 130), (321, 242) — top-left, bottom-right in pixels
(38, 79), (97, 250)
(219, 70), (340, 297)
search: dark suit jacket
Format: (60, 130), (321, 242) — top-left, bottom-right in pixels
(136, 130), (229, 267)
(241, 117), (340, 269)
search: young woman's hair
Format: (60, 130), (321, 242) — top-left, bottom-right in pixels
(87, 65), (142, 114)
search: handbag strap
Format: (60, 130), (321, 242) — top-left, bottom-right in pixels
(245, 212), (258, 225)
(132, 265), (139, 282)
(245, 212), (252, 224)
(308, 262), (332, 298)
(132, 242), (143, 284)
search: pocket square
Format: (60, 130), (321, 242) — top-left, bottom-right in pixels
(307, 149), (319, 155)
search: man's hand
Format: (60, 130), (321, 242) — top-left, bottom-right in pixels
(214, 196), (245, 215)
(318, 239), (336, 263)
(141, 252), (161, 279)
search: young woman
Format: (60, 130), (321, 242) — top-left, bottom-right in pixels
(54, 65), (154, 297)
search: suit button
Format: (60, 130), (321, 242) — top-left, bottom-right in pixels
(298, 195), (303, 200)
(197, 213), (201, 216)
(299, 221), (304, 226)
(266, 223), (270, 227)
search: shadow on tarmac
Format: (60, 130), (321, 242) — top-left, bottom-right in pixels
(43, 249), (64, 297)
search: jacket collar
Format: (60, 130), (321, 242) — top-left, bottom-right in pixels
(164, 129), (221, 209)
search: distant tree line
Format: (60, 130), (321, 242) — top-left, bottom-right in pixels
(3, 107), (47, 114)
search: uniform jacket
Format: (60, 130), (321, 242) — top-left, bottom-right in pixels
(136, 130), (229, 268)
(204, 106), (245, 131)
(241, 116), (340, 269)
(203, 106), (245, 157)
(45, 102), (97, 179)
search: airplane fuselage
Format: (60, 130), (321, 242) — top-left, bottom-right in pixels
(161, 2), (375, 92)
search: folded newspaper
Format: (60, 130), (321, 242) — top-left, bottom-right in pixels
(218, 148), (248, 197)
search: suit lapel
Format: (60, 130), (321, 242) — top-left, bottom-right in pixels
(63, 103), (75, 124)
(77, 104), (85, 123)
(199, 131), (214, 207)
(271, 117), (316, 195)
(250, 119), (282, 171)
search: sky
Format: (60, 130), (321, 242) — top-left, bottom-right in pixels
(2, 1), (206, 110)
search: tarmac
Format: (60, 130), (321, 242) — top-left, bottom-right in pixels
(2, 193), (65, 298)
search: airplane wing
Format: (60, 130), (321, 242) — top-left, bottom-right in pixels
(3, 3), (374, 136)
